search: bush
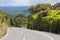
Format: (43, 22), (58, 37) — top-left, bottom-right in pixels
(28, 10), (60, 34)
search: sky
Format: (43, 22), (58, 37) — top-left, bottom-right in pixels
(0, 0), (60, 6)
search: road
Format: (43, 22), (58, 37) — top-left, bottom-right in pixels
(1, 27), (60, 40)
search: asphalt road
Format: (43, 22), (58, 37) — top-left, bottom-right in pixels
(1, 27), (60, 40)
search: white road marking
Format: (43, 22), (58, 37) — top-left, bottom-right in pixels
(1, 28), (54, 40)
(0, 29), (8, 40)
(23, 34), (26, 40)
(40, 33), (54, 40)
(23, 37), (26, 40)
(35, 31), (54, 40)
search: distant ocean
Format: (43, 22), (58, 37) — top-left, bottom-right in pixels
(0, 6), (30, 17)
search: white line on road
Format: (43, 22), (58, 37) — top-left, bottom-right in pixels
(23, 37), (26, 40)
(23, 34), (26, 40)
(1, 28), (55, 40)
(0, 29), (8, 40)
(35, 31), (54, 40)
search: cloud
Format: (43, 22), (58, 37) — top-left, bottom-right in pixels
(30, 0), (60, 5)
(0, 0), (60, 6)
(0, 0), (31, 6)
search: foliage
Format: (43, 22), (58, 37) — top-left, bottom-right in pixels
(0, 10), (10, 27)
(32, 14), (39, 20)
(52, 3), (60, 10)
(29, 3), (51, 14)
(11, 14), (28, 27)
(28, 10), (60, 34)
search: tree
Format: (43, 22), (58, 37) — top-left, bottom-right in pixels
(0, 10), (10, 27)
(11, 14), (28, 27)
(29, 5), (36, 14)
(27, 10), (60, 34)
(52, 3), (60, 10)
(29, 3), (51, 14)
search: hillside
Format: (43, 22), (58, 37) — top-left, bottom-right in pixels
(28, 10), (60, 34)
(0, 6), (30, 17)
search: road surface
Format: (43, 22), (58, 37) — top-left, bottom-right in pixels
(1, 27), (60, 40)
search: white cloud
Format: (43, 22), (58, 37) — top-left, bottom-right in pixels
(0, 0), (31, 6)
(0, 0), (60, 6)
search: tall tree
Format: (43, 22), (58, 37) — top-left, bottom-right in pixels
(52, 3), (60, 10)
(29, 3), (51, 14)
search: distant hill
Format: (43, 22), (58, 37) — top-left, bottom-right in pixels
(0, 6), (30, 17)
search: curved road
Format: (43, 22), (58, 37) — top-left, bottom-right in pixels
(1, 27), (60, 40)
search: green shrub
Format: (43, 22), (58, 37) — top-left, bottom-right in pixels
(28, 10), (60, 33)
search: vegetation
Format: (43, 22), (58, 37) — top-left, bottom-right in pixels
(0, 3), (60, 34)
(28, 10), (60, 34)
(10, 14), (28, 27)
(28, 3), (60, 34)
(0, 10), (10, 27)
(52, 3), (60, 10)
(29, 3), (51, 14)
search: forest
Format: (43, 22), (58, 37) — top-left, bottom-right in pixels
(0, 3), (60, 34)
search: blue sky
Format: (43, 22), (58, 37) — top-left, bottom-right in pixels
(0, 0), (60, 6)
